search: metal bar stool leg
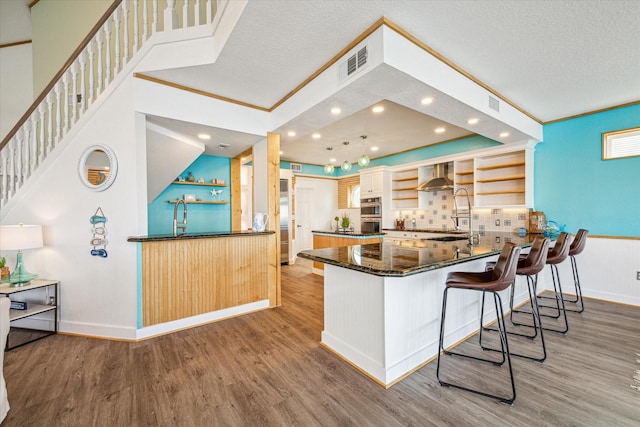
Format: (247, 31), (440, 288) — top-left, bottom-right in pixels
(537, 264), (569, 334)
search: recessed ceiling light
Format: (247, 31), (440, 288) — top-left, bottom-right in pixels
(197, 133), (211, 140)
(500, 132), (510, 138)
(312, 133), (321, 139)
(287, 131), (296, 137)
(241, 157), (246, 161)
(279, 150), (283, 155)
(372, 105), (384, 113)
(435, 127), (446, 133)
(331, 107), (341, 115)
(467, 118), (479, 125)
(329, 158), (336, 163)
(420, 97), (433, 105)
(370, 146), (379, 152)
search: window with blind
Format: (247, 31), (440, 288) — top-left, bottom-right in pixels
(602, 126), (640, 160)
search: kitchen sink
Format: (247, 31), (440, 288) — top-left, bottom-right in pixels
(423, 236), (469, 242)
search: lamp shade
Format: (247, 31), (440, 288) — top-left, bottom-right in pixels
(0, 224), (43, 251)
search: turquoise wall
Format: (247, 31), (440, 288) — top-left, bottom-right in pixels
(535, 103), (640, 236)
(148, 155), (231, 235)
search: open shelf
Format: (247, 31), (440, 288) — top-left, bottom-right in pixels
(167, 200), (228, 204)
(393, 176), (419, 182)
(172, 181), (228, 187)
(392, 197), (419, 201)
(393, 185), (418, 191)
(476, 190), (525, 196)
(476, 174), (525, 183)
(10, 304), (56, 321)
(455, 180), (474, 185)
(455, 170), (474, 176)
(476, 161), (525, 171)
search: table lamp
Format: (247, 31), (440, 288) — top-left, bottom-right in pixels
(0, 224), (43, 286)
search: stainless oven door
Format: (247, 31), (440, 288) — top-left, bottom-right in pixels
(361, 218), (381, 233)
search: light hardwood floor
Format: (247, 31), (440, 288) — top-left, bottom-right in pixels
(3, 259), (640, 426)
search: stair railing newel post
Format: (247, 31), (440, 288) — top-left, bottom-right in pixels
(206, 0), (213, 23)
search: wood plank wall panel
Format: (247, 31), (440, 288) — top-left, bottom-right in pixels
(338, 175), (360, 208)
(267, 132), (281, 306)
(312, 234), (382, 270)
(141, 235), (270, 326)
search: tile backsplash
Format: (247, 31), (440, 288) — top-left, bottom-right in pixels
(396, 190), (530, 232)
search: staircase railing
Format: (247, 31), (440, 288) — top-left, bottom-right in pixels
(0, 0), (217, 208)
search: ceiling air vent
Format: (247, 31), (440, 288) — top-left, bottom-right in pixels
(488, 95), (500, 112)
(290, 163), (302, 172)
(217, 143), (231, 150)
(338, 44), (368, 82)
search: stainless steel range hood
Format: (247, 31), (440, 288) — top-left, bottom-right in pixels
(416, 163), (454, 191)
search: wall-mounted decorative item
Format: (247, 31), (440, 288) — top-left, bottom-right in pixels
(184, 194), (196, 202)
(78, 145), (118, 191)
(90, 207), (108, 258)
(210, 189), (223, 200)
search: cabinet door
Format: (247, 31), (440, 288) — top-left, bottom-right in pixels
(361, 172), (382, 196)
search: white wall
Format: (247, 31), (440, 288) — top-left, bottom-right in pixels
(0, 0), (33, 140)
(0, 77), (141, 339)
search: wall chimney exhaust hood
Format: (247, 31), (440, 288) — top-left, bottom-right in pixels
(416, 163), (454, 191)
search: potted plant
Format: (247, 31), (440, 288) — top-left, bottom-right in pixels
(340, 213), (351, 231)
(0, 257), (8, 280)
(334, 216), (340, 231)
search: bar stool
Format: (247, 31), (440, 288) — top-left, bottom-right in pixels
(436, 243), (521, 405)
(535, 232), (573, 334)
(482, 236), (550, 362)
(566, 229), (588, 313)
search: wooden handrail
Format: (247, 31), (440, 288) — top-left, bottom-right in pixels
(0, 0), (123, 150)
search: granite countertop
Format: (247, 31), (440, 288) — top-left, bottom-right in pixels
(299, 231), (541, 277)
(311, 230), (385, 237)
(127, 230), (274, 242)
(382, 228), (467, 234)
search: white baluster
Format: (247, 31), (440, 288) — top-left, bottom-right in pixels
(62, 72), (70, 135)
(142, 0), (148, 41)
(46, 93), (54, 155)
(195, 0), (201, 25)
(1, 150), (7, 205)
(70, 63), (79, 124)
(206, 0), (212, 23)
(152, 0), (158, 33)
(183, 0), (188, 28)
(79, 50), (87, 114)
(133, 0), (140, 53)
(38, 103), (46, 165)
(21, 124), (31, 179)
(165, 0), (178, 30)
(88, 41), (95, 106)
(104, 20), (112, 86)
(96, 30), (104, 94)
(122, 0), (129, 63)
(114, 9), (121, 73)
(29, 116), (37, 175)
(15, 131), (23, 187)
(8, 138), (15, 198)
(54, 81), (62, 144)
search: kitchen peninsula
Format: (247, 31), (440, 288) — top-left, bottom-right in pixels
(128, 231), (276, 330)
(311, 230), (385, 274)
(299, 232), (537, 388)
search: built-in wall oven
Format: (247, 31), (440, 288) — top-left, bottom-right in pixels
(361, 197), (381, 233)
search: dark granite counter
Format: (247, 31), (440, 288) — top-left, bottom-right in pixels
(127, 230), (274, 242)
(312, 230), (385, 238)
(382, 228), (467, 234)
(299, 231), (540, 277)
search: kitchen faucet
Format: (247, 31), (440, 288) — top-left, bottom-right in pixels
(452, 187), (473, 245)
(173, 199), (187, 236)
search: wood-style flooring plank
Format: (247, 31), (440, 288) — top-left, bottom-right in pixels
(3, 259), (640, 426)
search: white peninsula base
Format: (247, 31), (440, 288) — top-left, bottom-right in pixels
(321, 256), (533, 388)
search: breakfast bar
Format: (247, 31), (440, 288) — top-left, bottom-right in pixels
(299, 232), (537, 388)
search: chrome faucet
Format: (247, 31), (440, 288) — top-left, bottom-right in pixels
(173, 199), (187, 236)
(452, 187), (473, 245)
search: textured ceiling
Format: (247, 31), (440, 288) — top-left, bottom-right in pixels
(144, 0), (640, 164)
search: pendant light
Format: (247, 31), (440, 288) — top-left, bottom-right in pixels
(341, 141), (352, 172)
(358, 135), (370, 167)
(324, 147), (335, 174)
